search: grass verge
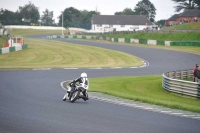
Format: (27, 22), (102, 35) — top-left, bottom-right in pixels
(0, 38), (143, 69)
(1, 29), (64, 48)
(161, 22), (200, 30)
(102, 32), (200, 41)
(5, 29), (200, 54)
(0, 35), (7, 48)
(8, 28), (63, 37)
(97, 22), (200, 42)
(72, 38), (200, 55)
(89, 75), (200, 113)
(183, 77), (193, 81)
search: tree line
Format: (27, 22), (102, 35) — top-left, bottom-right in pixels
(114, 0), (200, 26)
(0, 1), (99, 29)
(0, 0), (200, 29)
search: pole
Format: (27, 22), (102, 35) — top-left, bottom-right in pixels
(62, 11), (63, 35)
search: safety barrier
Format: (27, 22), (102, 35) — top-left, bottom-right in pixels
(50, 35), (175, 46)
(47, 36), (53, 39)
(162, 69), (200, 98)
(50, 35), (200, 46)
(0, 44), (28, 54)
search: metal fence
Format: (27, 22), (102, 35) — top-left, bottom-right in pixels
(162, 69), (200, 98)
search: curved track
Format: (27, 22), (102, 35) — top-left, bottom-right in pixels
(0, 35), (200, 133)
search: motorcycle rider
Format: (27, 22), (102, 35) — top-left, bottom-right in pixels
(63, 72), (89, 101)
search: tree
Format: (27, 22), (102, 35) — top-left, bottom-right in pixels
(58, 7), (100, 29)
(58, 7), (81, 28)
(81, 10), (100, 29)
(134, 0), (156, 22)
(156, 19), (166, 27)
(0, 2), (40, 25)
(115, 8), (135, 15)
(193, 0), (200, 8)
(0, 9), (19, 25)
(114, 12), (123, 15)
(18, 1), (40, 24)
(172, 0), (199, 12)
(41, 9), (55, 26)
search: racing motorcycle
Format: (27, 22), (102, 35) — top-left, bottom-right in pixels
(63, 80), (89, 103)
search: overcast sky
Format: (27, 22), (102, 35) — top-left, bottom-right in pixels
(0, 0), (177, 23)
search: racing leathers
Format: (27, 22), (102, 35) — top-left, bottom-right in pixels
(68, 77), (89, 100)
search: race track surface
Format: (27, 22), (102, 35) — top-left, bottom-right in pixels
(0, 35), (200, 133)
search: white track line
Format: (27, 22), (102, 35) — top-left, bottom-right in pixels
(111, 67), (122, 69)
(89, 68), (102, 69)
(33, 68), (51, 70)
(64, 68), (78, 69)
(89, 95), (200, 120)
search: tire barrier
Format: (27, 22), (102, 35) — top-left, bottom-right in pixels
(0, 44), (28, 54)
(51, 35), (200, 46)
(47, 36), (53, 39)
(162, 69), (200, 98)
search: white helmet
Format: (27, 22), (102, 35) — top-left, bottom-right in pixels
(80, 72), (87, 78)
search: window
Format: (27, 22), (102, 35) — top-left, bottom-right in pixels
(109, 25), (113, 27)
(96, 24), (102, 27)
(121, 25), (125, 27)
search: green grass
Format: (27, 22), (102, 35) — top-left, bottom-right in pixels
(90, 76), (200, 113)
(0, 29), (65, 48)
(127, 42), (200, 54)
(100, 22), (200, 42)
(0, 35), (7, 48)
(162, 22), (200, 30)
(183, 77), (193, 81)
(102, 32), (200, 41)
(8, 28), (64, 37)
(78, 38), (200, 55)
(0, 38), (143, 69)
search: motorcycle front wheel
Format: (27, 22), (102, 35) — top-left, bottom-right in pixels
(69, 90), (80, 103)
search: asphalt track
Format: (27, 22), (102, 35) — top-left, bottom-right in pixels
(0, 35), (200, 133)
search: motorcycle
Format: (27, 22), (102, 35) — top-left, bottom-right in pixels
(63, 80), (89, 103)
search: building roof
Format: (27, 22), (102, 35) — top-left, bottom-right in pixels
(167, 14), (180, 21)
(92, 15), (153, 25)
(179, 9), (200, 17)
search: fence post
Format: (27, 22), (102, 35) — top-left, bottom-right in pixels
(195, 77), (199, 82)
(169, 72), (172, 78)
(187, 70), (190, 78)
(167, 72), (169, 77)
(180, 70), (183, 79)
(174, 71), (177, 79)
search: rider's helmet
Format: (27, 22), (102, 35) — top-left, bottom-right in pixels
(80, 72), (87, 78)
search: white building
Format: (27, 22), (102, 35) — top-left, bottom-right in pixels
(91, 15), (156, 32)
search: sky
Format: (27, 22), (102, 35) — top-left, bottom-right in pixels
(0, 0), (177, 23)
